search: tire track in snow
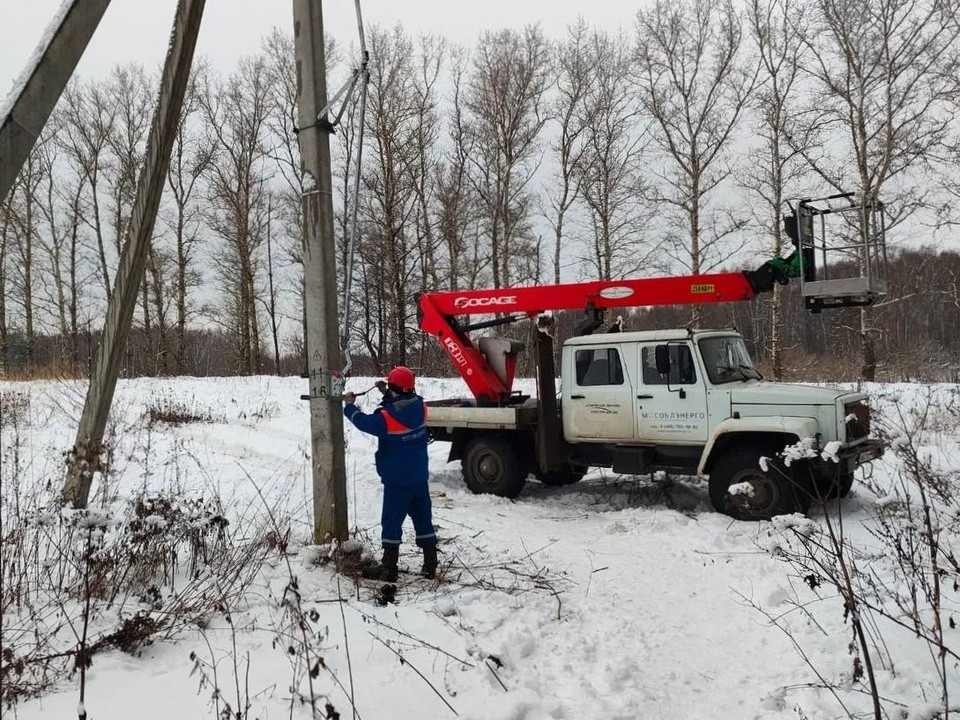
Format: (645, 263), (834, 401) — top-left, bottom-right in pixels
(430, 473), (812, 719)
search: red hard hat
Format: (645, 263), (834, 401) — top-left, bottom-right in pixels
(386, 366), (415, 392)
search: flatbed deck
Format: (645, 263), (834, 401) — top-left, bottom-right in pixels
(425, 399), (539, 430)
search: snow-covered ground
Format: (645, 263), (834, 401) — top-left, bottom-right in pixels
(1, 376), (957, 719)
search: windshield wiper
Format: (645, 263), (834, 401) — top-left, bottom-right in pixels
(740, 364), (763, 380)
(713, 364), (744, 382)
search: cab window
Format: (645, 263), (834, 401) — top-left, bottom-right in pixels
(642, 344), (697, 385)
(698, 336), (761, 384)
(575, 348), (624, 386)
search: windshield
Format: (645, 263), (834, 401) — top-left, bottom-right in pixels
(698, 336), (761, 384)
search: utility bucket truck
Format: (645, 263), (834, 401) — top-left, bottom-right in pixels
(418, 195), (886, 521)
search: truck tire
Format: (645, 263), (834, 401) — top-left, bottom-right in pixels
(535, 467), (586, 487)
(815, 471), (855, 500)
(838, 472), (854, 498)
(708, 446), (813, 521)
(462, 436), (526, 499)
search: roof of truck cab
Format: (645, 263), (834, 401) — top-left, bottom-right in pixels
(564, 329), (740, 345)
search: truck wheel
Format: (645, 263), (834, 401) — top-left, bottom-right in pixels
(535, 467), (585, 487)
(815, 471), (855, 500)
(708, 447), (813, 521)
(838, 472), (854, 498)
(462, 436), (526, 499)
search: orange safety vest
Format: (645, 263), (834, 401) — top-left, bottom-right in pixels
(379, 403), (428, 435)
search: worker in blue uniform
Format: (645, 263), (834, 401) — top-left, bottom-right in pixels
(343, 366), (438, 582)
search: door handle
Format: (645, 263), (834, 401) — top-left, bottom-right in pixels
(636, 394), (653, 399)
(570, 394), (585, 399)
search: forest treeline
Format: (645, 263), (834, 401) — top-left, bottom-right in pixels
(2, 0), (959, 382)
(4, 248), (957, 382)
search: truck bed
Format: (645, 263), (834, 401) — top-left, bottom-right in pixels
(425, 398), (539, 430)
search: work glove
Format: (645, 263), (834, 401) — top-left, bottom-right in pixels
(342, 392), (357, 405)
(375, 380), (388, 395)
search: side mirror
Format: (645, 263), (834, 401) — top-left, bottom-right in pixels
(655, 345), (671, 375)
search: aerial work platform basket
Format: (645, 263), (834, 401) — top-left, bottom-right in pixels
(790, 193), (888, 313)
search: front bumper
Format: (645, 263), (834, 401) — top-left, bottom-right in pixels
(836, 437), (885, 466)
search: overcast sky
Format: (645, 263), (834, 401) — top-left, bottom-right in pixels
(1, 0), (641, 93)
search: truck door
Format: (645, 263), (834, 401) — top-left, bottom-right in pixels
(635, 342), (709, 443)
(563, 346), (635, 441)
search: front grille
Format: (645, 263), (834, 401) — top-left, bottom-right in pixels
(844, 401), (870, 441)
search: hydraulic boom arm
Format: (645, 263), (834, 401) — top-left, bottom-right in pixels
(420, 260), (798, 404)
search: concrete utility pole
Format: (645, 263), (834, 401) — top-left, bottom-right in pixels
(0, 0), (112, 202)
(292, 0), (349, 543)
(61, 0), (207, 507)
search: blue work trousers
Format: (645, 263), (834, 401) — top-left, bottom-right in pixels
(381, 482), (436, 549)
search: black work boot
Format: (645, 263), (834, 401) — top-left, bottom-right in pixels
(421, 545), (438, 579)
(362, 545), (399, 583)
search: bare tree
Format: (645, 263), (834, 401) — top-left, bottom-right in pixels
(435, 46), (481, 292)
(466, 25), (552, 288)
(262, 195), (282, 373)
(5, 147), (47, 366)
(0, 193), (13, 372)
(104, 65), (155, 258)
(742, 0), (812, 380)
(201, 56), (273, 375)
(1, 120), (85, 372)
(409, 34), (446, 295)
(32, 115), (88, 366)
(142, 236), (176, 375)
(359, 25), (426, 367)
(332, 78), (363, 368)
(546, 19), (591, 284)
(263, 28), (339, 360)
(46, 150), (90, 369)
(946, 134), (960, 227)
(263, 27), (308, 233)
(575, 28), (655, 281)
(63, 180), (86, 368)
(263, 27), (339, 254)
(946, 94), (960, 226)
(32, 122), (68, 340)
(59, 80), (117, 305)
(795, 0), (960, 379)
(634, 0), (757, 322)
(103, 65), (158, 370)
(164, 66), (213, 373)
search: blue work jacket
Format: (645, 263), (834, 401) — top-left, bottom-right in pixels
(344, 393), (429, 486)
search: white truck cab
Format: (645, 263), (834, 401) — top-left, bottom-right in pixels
(427, 328), (884, 520)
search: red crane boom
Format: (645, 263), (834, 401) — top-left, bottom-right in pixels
(419, 271), (759, 405)
(419, 194), (889, 405)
